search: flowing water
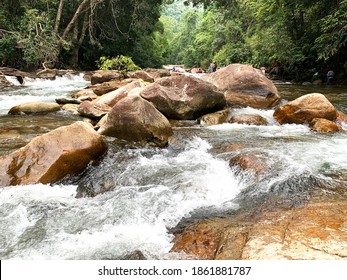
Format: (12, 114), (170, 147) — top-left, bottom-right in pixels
(0, 78), (346, 259)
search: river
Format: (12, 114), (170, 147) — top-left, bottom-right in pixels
(0, 75), (346, 259)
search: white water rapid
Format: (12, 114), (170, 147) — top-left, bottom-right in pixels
(0, 79), (346, 259)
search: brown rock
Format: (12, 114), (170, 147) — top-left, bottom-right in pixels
(199, 109), (231, 126)
(77, 81), (143, 119)
(171, 199), (347, 260)
(70, 89), (98, 100)
(98, 95), (173, 147)
(229, 152), (269, 175)
(0, 121), (107, 186)
(140, 75), (226, 120)
(274, 93), (337, 124)
(337, 111), (347, 124)
(128, 70), (155, 83)
(203, 64), (280, 109)
(77, 101), (111, 119)
(90, 70), (123, 85)
(87, 79), (134, 96)
(230, 114), (268, 126)
(310, 118), (342, 133)
(8, 102), (61, 115)
(143, 68), (171, 80)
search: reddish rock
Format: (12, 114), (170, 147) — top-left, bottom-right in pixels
(310, 118), (342, 133)
(229, 152), (269, 175)
(0, 121), (107, 186)
(274, 93), (337, 124)
(203, 64), (280, 109)
(140, 75), (226, 120)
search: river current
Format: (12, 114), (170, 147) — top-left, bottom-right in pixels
(0, 75), (346, 259)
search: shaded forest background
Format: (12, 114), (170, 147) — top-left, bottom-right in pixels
(1, 0), (347, 82)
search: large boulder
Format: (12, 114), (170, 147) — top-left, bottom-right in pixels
(0, 122), (107, 187)
(77, 80), (143, 119)
(274, 93), (338, 124)
(98, 95), (173, 147)
(203, 64), (280, 109)
(171, 199), (347, 260)
(8, 102), (61, 115)
(140, 75), (226, 120)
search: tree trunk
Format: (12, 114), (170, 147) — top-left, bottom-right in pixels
(54, 0), (64, 33)
(61, 0), (91, 42)
(70, 11), (90, 68)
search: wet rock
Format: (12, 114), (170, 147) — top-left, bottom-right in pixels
(90, 70), (123, 85)
(310, 118), (342, 133)
(273, 93), (337, 124)
(119, 250), (147, 260)
(230, 114), (268, 126)
(98, 95), (173, 147)
(0, 67), (36, 79)
(62, 104), (80, 115)
(337, 111), (347, 124)
(0, 75), (14, 86)
(56, 97), (81, 105)
(140, 75), (226, 120)
(171, 199), (347, 260)
(202, 64), (280, 109)
(199, 109), (230, 126)
(229, 152), (269, 176)
(8, 102), (61, 115)
(0, 121), (107, 187)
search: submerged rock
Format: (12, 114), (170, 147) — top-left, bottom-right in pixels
(0, 121), (107, 187)
(98, 95), (173, 147)
(229, 152), (269, 176)
(274, 93), (337, 124)
(8, 102), (61, 115)
(230, 114), (268, 126)
(140, 75), (226, 120)
(203, 64), (280, 109)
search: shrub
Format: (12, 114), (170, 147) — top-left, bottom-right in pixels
(96, 55), (141, 72)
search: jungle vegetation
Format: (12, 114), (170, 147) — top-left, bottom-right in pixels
(0, 0), (346, 81)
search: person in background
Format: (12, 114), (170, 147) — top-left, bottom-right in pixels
(326, 70), (334, 85)
(260, 66), (267, 75)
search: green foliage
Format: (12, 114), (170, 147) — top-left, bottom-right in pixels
(96, 55), (141, 72)
(18, 9), (59, 68)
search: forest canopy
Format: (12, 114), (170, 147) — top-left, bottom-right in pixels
(1, 0), (346, 81)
